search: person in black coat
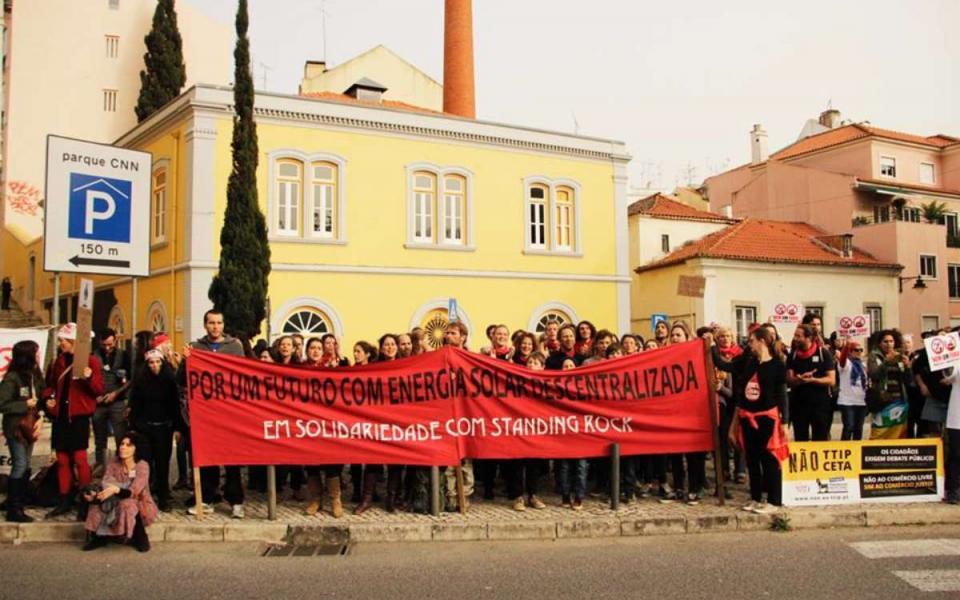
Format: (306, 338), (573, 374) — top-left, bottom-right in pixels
(128, 348), (182, 512)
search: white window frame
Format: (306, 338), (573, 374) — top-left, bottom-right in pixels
(920, 253), (938, 280)
(920, 162), (935, 185)
(921, 314), (941, 333)
(949, 264), (960, 300)
(864, 304), (883, 333)
(879, 155), (897, 178)
(269, 296), (345, 342)
(661, 234), (670, 253)
(522, 175), (583, 256)
(150, 159), (169, 247)
(527, 184), (548, 250)
(733, 304), (758, 343)
(943, 212), (958, 238)
(267, 150), (347, 244)
(405, 162), (474, 250)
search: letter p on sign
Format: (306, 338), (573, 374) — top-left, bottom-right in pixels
(67, 173), (131, 242)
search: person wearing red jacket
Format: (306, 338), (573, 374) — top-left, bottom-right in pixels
(42, 323), (104, 520)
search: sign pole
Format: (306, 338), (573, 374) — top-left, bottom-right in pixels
(52, 272), (61, 326)
(609, 443), (621, 510)
(455, 465), (466, 514)
(703, 340), (726, 505)
(430, 466), (440, 516)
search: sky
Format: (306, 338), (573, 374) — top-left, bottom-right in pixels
(188, 0), (960, 191)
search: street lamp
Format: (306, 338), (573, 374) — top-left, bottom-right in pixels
(898, 275), (927, 293)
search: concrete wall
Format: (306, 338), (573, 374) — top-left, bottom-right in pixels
(705, 164), (754, 213)
(852, 220), (946, 339)
(630, 214), (728, 266)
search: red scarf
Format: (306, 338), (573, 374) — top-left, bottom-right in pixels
(575, 340), (592, 355)
(738, 406), (789, 465)
(494, 346), (512, 358)
(793, 340), (819, 361)
(718, 344), (743, 360)
(545, 339), (560, 352)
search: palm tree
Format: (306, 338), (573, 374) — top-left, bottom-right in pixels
(922, 200), (948, 224)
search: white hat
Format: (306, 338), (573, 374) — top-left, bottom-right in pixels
(144, 348), (164, 362)
(57, 323), (77, 340)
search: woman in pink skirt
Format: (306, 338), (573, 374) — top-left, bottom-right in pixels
(82, 432), (158, 552)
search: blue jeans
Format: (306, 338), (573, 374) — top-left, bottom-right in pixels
(556, 459), (587, 500)
(7, 437), (33, 479)
(839, 405), (867, 440)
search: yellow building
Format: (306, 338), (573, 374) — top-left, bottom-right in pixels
(11, 84), (631, 348)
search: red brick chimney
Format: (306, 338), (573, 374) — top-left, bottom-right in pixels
(443, 0), (475, 118)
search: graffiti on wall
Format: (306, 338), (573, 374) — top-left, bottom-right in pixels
(6, 181), (42, 217)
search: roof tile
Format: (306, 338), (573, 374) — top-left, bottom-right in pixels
(627, 193), (736, 223)
(770, 123), (958, 162)
(300, 91), (441, 115)
(635, 219), (902, 273)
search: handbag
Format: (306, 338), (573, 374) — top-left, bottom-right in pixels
(15, 375), (40, 444)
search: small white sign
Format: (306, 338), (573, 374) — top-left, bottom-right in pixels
(44, 135), (151, 276)
(769, 302), (803, 325)
(924, 332), (960, 372)
(79, 278), (94, 310)
(836, 314), (870, 338)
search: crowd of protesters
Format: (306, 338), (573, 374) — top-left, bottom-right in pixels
(1, 307), (959, 551)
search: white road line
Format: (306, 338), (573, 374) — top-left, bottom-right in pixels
(893, 570), (960, 593)
(850, 539), (960, 559)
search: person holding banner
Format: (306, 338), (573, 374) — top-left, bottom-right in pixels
(179, 309), (246, 519)
(442, 322), (476, 512)
(538, 321), (561, 354)
(546, 324), (582, 370)
(43, 323), (104, 520)
(713, 327), (788, 514)
(574, 321), (597, 359)
(302, 337), (345, 518)
(943, 362), (960, 504)
(837, 341), (868, 440)
(867, 330), (910, 440)
(0, 340), (44, 522)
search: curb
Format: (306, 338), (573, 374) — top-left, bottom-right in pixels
(3, 505), (958, 544)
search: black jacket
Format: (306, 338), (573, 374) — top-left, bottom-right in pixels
(129, 364), (182, 430)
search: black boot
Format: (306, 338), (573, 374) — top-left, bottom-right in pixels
(82, 533), (108, 551)
(353, 471), (379, 515)
(6, 478), (33, 523)
(385, 469), (404, 513)
(130, 515), (150, 552)
(45, 495), (72, 519)
(349, 465), (363, 503)
(76, 499), (89, 522)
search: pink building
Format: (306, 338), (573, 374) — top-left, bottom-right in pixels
(705, 110), (960, 340)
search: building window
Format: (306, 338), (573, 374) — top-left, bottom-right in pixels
(151, 168), (167, 244)
(880, 156), (896, 178)
(310, 162), (337, 238)
(107, 305), (126, 349)
(523, 177), (582, 254)
(535, 310), (570, 333)
(903, 206), (921, 223)
(268, 151), (347, 242)
(442, 175), (466, 244)
(146, 301), (167, 333)
(661, 234), (670, 253)
(406, 164), (473, 249)
(920, 163), (935, 185)
(275, 160), (302, 236)
(922, 315), (940, 332)
(920, 254), (937, 279)
(874, 205), (890, 224)
(109, 0), (119, 9)
(949, 264), (960, 299)
(103, 89), (118, 112)
(528, 185), (547, 249)
(105, 35), (119, 58)
(734, 305), (757, 343)
(805, 305), (824, 322)
(865, 305), (883, 333)
(281, 307), (332, 338)
(940, 213), (959, 238)
(412, 172), (436, 243)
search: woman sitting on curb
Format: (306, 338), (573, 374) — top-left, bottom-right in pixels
(82, 432), (158, 552)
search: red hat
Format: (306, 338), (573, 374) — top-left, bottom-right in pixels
(151, 332), (170, 348)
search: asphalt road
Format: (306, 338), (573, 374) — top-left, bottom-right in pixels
(4, 525), (960, 599)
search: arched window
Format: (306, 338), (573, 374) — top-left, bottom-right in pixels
(311, 161), (337, 238)
(406, 164), (474, 249)
(535, 310), (570, 332)
(280, 306), (332, 339)
(108, 305), (127, 348)
(528, 184), (548, 249)
(523, 178), (581, 254)
(412, 171), (436, 243)
(146, 301), (167, 333)
(442, 174), (466, 244)
(276, 160), (302, 236)
(151, 167), (167, 245)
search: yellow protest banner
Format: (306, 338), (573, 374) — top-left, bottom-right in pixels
(782, 439), (943, 506)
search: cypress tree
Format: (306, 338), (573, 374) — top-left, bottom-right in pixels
(135, 0), (187, 122)
(208, 0), (271, 340)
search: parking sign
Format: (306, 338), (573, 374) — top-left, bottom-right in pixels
(44, 135), (151, 276)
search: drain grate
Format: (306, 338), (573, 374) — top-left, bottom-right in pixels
(262, 543), (350, 557)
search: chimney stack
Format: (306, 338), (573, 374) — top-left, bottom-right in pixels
(819, 108), (841, 129)
(750, 124), (768, 165)
(443, 0), (476, 118)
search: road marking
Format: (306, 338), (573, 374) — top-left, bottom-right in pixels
(850, 539), (960, 559)
(893, 570), (960, 592)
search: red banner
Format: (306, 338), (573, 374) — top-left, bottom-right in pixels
(186, 341), (714, 467)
